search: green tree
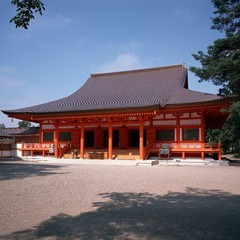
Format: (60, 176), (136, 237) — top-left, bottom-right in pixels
(18, 121), (31, 127)
(190, 0), (240, 97)
(10, 0), (45, 29)
(190, 0), (240, 153)
(0, 124), (6, 129)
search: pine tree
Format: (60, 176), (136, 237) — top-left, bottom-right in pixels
(190, 0), (240, 153)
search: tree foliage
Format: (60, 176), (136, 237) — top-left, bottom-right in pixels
(190, 0), (240, 97)
(10, 0), (45, 29)
(190, 0), (240, 153)
(211, 0), (240, 37)
(18, 121), (31, 128)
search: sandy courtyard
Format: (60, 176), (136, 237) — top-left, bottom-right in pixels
(0, 163), (240, 239)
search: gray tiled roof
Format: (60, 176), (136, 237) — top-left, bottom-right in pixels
(19, 127), (39, 135)
(0, 129), (10, 137)
(0, 129), (14, 143)
(2, 65), (222, 115)
(2, 127), (39, 135)
(167, 88), (222, 104)
(2, 128), (28, 135)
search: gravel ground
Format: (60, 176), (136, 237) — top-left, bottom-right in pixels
(0, 163), (240, 240)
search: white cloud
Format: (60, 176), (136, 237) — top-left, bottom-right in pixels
(0, 65), (25, 89)
(98, 53), (143, 73)
(173, 7), (195, 23)
(123, 40), (144, 51)
(100, 39), (144, 53)
(0, 65), (12, 73)
(8, 13), (73, 41)
(36, 13), (72, 29)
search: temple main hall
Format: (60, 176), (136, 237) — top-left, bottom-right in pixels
(2, 64), (230, 160)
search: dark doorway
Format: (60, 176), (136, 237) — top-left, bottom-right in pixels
(129, 129), (147, 148)
(129, 129), (139, 147)
(85, 131), (94, 148)
(113, 130), (119, 147)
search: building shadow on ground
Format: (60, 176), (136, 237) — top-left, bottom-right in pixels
(1, 188), (240, 239)
(0, 163), (64, 181)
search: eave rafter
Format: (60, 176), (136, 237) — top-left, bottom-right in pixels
(160, 102), (230, 115)
(30, 110), (158, 125)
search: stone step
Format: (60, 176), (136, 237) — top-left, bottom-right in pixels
(136, 160), (159, 166)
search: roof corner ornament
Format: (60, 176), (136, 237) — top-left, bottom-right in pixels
(159, 98), (165, 108)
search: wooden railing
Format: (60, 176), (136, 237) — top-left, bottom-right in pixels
(20, 142), (71, 158)
(20, 142), (50, 157)
(146, 142), (222, 160)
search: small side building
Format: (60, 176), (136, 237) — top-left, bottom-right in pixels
(0, 129), (15, 157)
(0, 127), (39, 157)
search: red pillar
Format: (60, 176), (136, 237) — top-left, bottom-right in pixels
(218, 142), (222, 160)
(80, 123), (85, 159)
(201, 111), (205, 144)
(54, 122), (59, 158)
(176, 114), (181, 149)
(21, 142), (24, 157)
(108, 122), (113, 159)
(139, 121), (144, 160)
(39, 122), (42, 143)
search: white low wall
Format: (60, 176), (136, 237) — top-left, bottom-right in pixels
(0, 150), (12, 157)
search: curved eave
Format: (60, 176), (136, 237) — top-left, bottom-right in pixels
(165, 98), (231, 129)
(165, 97), (231, 110)
(2, 96), (232, 124)
(2, 104), (161, 122)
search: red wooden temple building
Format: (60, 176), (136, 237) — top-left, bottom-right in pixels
(2, 64), (230, 160)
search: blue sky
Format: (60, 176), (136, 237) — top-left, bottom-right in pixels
(0, 0), (223, 127)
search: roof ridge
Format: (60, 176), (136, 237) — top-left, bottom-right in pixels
(91, 64), (185, 77)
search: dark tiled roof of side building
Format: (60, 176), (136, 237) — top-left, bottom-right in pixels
(0, 128), (14, 142)
(2, 64), (222, 114)
(2, 127), (39, 136)
(0, 128), (10, 137)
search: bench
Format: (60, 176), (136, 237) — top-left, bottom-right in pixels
(88, 152), (104, 159)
